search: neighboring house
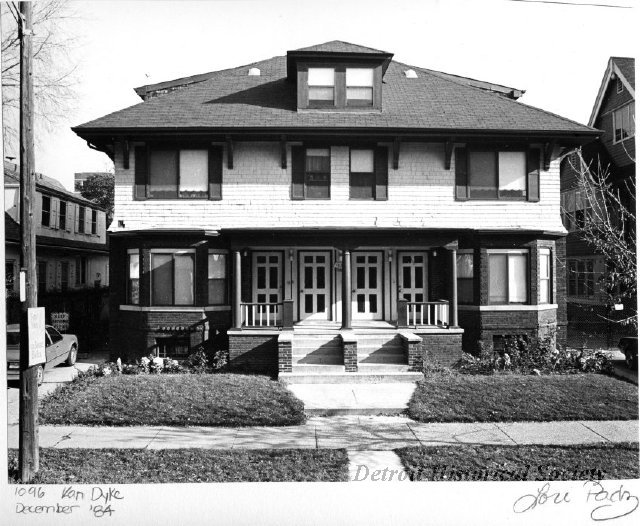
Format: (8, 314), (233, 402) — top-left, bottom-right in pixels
(73, 41), (599, 379)
(560, 57), (635, 340)
(74, 171), (112, 192)
(4, 162), (110, 306)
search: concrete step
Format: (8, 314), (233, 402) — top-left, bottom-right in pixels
(280, 371), (423, 384)
(357, 364), (413, 373)
(292, 355), (344, 365)
(358, 353), (406, 364)
(291, 365), (345, 374)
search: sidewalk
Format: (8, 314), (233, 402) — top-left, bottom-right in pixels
(8, 416), (639, 450)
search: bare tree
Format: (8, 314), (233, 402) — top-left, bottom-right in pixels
(1, 0), (78, 152)
(563, 148), (637, 330)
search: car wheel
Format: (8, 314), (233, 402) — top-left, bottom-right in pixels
(66, 345), (78, 366)
(36, 365), (44, 386)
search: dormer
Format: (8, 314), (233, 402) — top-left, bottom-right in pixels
(286, 40), (393, 111)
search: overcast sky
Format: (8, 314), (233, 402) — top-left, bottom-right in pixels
(15, 0), (639, 190)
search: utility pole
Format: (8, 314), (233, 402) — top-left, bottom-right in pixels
(18, 0), (39, 482)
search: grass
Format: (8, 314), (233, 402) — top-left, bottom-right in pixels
(39, 374), (305, 427)
(8, 448), (349, 483)
(395, 443), (640, 481)
(407, 373), (638, 423)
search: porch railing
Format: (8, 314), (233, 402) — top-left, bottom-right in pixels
(241, 301), (293, 328)
(398, 299), (449, 328)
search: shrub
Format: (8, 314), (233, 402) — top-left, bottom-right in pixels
(186, 347), (209, 374)
(454, 331), (613, 375)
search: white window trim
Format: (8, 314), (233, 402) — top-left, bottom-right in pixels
(149, 248), (196, 306)
(612, 102), (635, 144)
(539, 248), (552, 304)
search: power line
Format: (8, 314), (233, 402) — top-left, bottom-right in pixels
(507, 0), (632, 8)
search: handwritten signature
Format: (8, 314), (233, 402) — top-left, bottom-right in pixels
(513, 481), (639, 521)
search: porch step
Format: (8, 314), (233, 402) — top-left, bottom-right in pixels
(290, 365), (345, 374)
(357, 351), (406, 364)
(292, 354), (343, 365)
(357, 364), (413, 373)
(280, 371), (423, 385)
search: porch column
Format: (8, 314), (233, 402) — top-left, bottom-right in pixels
(449, 248), (458, 327)
(341, 249), (352, 330)
(232, 250), (242, 330)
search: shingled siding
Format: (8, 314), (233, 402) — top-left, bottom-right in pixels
(111, 142), (564, 233)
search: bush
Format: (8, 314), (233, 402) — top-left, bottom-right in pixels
(454, 331), (613, 375)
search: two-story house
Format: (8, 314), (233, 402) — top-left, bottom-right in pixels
(560, 57), (635, 343)
(73, 41), (599, 381)
(4, 162), (109, 313)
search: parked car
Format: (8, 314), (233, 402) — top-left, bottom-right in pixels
(618, 336), (638, 369)
(6, 324), (78, 385)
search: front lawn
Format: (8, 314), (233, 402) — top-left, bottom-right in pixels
(408, 374), (638, 422)
(395, 443), (639, 481)
(39, 374), (305, 427)
(8, 448), (349, 483)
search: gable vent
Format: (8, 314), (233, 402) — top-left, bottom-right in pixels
(404, 69), (418, 78)
(248, 67), (260, 76)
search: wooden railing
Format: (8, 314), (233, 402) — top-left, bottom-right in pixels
(397, 299), (449, 328)
(241, 302), (283, 328)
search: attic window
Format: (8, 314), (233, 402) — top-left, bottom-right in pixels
(616, 77), (623, 93)
(308, 68), (335, 106)
(248, 67), (260, 76)
(404, 69), (418, 78)
(346, 68), (374, 106)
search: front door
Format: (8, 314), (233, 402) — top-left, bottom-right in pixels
(252, 252), (283, 324)
(352, 252), (383, 320)
(398, 252), (427, 303)
(299, 251), (331, 321)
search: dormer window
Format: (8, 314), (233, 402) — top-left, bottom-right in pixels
(346, 68), (374, 106)
(308, 68), (335, 107)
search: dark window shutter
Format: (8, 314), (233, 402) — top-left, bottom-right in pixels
(291, 146), (305, 200)
(208, 145), (223, 200)
(455, 147), (469, 200)
(134, 146), (147, 200)
(374, 146), (388, 200)
(527, 149), (540, 202)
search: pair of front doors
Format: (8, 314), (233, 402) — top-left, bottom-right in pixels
(297, 251), (384, 321)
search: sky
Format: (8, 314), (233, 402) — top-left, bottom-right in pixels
(8, 0), (639, 190)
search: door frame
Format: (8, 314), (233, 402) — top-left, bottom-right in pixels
(297, 249), (333, 321)
(396, 250), (429, 304)
(251, 250), (285, 305)
(351, 250), (385, 321)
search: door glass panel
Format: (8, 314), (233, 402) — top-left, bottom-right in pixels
(305, 295), (313, 313)
(269, 294), (278, 303)
(269, 267), (278, 288)
(304, 255), (313, 263)
(402, 256), (411, 263)
(269, 256), (278, 263)
(415, 293), (424, 302)
(369, 294), (377, 313)
(316, 255), (325, 263)
(356, 256), (365, 264)
(357, 267), (365, 288)
(368, 256), (377, 264)
(415, 267), (423, 288)
(369, 267), (377, 288)
(403, 293), (411, 301)
(357, 294), (365, 312)
(317, 267), (325, 288)
(403, 267), (411, 288)
(257, 256), (266, 264)
(258, 294), (266, 303)
(414, 256), (423, 263)
(257, 267), (266, 289)
(317, 295), (325, 312)
(305, 267), (313, 288)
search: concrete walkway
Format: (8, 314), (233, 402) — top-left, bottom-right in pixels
(287, 383), (416, 415)
(8, 416), (638, 450)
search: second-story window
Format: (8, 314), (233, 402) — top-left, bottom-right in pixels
(613, 102), (635, 143)
(78, 206), (86, 234)
(41, 195), (51, 227)
(308, 68), (335, 107)
(59, 201), (67, 231)
(148, 148), (209, 199)
(346, 68), (374, 106)
(91, 210), (98, 234)
(304, 148), (330, 199)
(350, 149), (375, 199)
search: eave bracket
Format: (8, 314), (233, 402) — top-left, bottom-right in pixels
(444, 140), (454, 170)
(121, 138), (130, 170)
(226, 136), (234, 170)
(392, 138), (401, 170)
(280, 135), (287, 169)
(543, 141), (555, 171)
